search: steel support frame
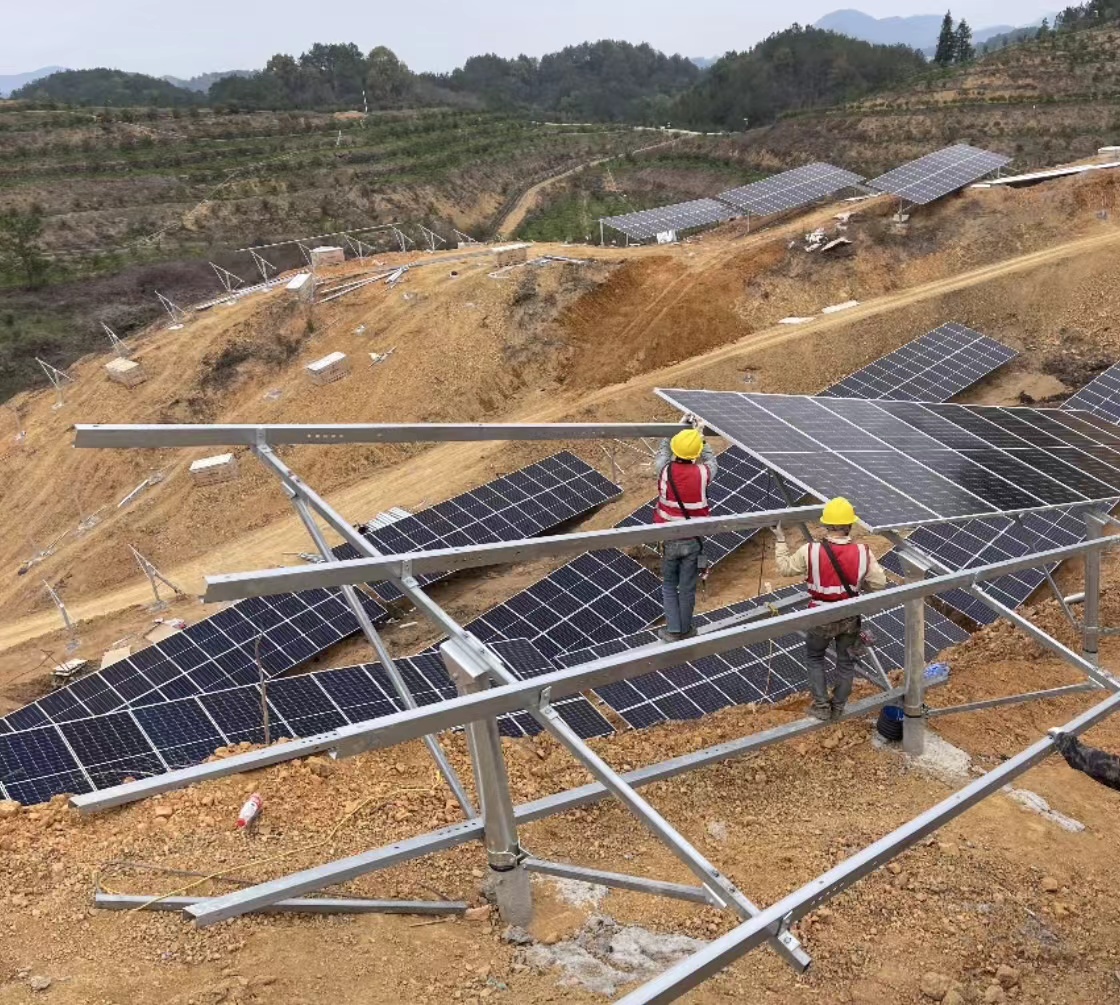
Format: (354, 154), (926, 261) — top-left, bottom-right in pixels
(94, 893), (467, 916)
(521, 859), (716, 906)
(900, 551), (928, 755)
(182, 687), (914, 927)
(71, 532), (1120, 816)
(616, 689), (1120, 1004)
(926, 682), (1101, 718)
(284, 484), (475, 817)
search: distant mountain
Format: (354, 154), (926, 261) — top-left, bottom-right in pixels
(163, 70), (253, 93)
(814, 9), (1021, 52)
(0, 66), (67, 98)
(690, 56), (718, 69)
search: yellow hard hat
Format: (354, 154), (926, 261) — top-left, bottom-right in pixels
(821, 497), (857, 526)
(670, 429), (704, 461)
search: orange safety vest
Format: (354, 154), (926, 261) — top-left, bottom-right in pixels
(807, 540), (869, 604)
(653, 462), (711, 524)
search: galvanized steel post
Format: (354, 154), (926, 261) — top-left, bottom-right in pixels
(901, 552), (928, 755)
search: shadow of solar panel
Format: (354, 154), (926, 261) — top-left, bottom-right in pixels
(869, 144), (1012, 205)
(555, 591), (968, 730)
(601, 199), (736, 242)
(365, 452), (621, 604)
(1064, 364), (1120, 425)
(659, 390), (1120, 533)
(717, 163), (865, 216)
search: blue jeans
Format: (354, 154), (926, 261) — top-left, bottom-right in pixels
(661, 538), (702, 635)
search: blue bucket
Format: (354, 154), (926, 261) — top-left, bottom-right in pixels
(876, 705), (905, 742)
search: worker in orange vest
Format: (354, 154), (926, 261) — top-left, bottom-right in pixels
(772, 497), (886, 720)
(653, 427), (718, 642)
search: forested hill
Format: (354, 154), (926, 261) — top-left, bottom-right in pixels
(431, 41), (701, 122)
(11, 68), (200, 107)
(671, 25), (927, 131)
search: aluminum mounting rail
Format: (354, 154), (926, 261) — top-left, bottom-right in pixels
(616, 689), (1120, 1004)
(94, 893), (468, 916)
(70, 533), (1120, 813)
(203, 505), (827, 602)
(73, 422), (699, 449)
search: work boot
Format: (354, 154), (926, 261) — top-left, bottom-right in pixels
(657, 628), (681, 643)
(807, 703), (831, 721)
(830, 702), (847, 722)
(678, 628), (697, 640)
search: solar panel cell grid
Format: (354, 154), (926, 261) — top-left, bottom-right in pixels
(365, 452), (621, 604)
(601, 199), (737, 242)
(869, 144), (1012, 205)
(717, 163), (866, 216)
(659, 390), (1120, 532)
(1063, 364), (1120, 425)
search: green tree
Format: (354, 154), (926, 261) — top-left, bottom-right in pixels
(934, 12), (958, 66)
(366, 46), (413, 105)
(0, 210), (50, 288)
(954, 19), (975, 62)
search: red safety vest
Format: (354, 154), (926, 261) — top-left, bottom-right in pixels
(654, 462), (711, 524)
(807, 540), (870, 604)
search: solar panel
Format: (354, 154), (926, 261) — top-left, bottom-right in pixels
(453, 549), (664, 661)
(659, 390), (1120, 532)
(0, 588), (388, 734)
(0, 638), (610, 805)
(1062, 364), (1120, 425)
(555, 589), (968, 730)
(820, 324), (1017, 402)
(354, 452), (621, 603)
(880, 504), (1102, 625)
(869, 144), (1012, 206)
(600, 199), (736, 242)
(717, 163), (866, 216)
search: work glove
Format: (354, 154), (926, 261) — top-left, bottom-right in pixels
(771, 523), (785, 543)
(681, 412), (704, 430)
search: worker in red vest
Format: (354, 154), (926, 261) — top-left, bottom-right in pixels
(653, 427), (718, 642)
(772, 497), (886, 720)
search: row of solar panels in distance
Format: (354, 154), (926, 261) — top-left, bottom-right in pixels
(0, 639), (609, 806)
(867, 144), (1012, 206)
(600, 163), (866, 240)
(0, 589), (387, 735)
(660, 390), (1120, 531)
(350, 452), (623, 603)
(554, 587), (970, 730)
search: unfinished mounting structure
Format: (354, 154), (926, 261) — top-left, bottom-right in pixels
(69, 412), (1120, 1003)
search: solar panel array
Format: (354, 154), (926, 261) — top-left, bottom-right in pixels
(0, 639), (608, 805)
(717, 163), (866, 216)
(0, 589), (387, 734)
(868, 144), (1012, 206)
(349, 452), (622, 603)
(821, 324), (1017, 402)
(600, 199), (736, 242)
(881, 505), (1104, 625)
(1062, 364), (1120, 425)
(556, 589), (969, 730)
(660, 390), (1120, 531)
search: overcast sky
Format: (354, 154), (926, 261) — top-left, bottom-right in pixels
(3, 1), (1060, 78)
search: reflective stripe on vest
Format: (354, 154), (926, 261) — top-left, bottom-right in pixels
(807, 540), (869, 603)
(653, 462), (711, 524)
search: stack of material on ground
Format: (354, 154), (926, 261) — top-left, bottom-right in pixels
(104, 358), (146, 387)
(287, 273), (314, 302)
(493, 244), (530, 267)
(1099, 146), (1120, 163)
(189, 453), (239, 487)
(310, 246), (345, 268)
(306, 351), (351, 385)
(100, 645), (131, 669)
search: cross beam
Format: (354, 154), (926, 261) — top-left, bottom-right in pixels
(202, 506), (826, 602)
(73, 422), (696, 449)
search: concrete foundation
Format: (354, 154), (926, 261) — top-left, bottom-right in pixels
(484, 867), (533, 928)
